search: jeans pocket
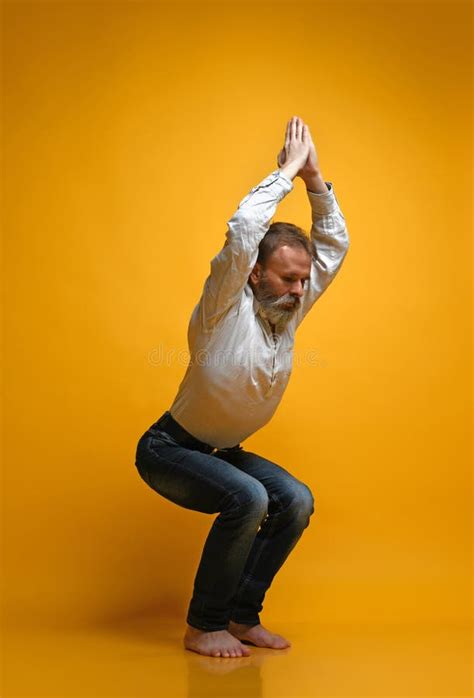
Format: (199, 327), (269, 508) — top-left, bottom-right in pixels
(148, 428), (179, 447)
(137, 429), (185, 484)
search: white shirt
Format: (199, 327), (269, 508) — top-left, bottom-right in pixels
(169, 168), (350, 448)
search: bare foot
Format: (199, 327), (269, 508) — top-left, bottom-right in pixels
(183, 624), (252, 658)
(228, 621), (291, 649)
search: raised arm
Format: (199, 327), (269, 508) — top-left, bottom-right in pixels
(278, 119), (349, 327)
(198, 121), (310, 330)
(292, 173), (349, 327)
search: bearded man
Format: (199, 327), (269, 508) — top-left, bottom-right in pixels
(134, 116), (350, 658)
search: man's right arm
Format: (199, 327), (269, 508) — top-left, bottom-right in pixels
(198, 169), (294, 330)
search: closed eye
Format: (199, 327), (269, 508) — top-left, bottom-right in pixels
(283, 277), (311, 284)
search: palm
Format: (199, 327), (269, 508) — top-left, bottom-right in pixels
(277, 135), (319, 177)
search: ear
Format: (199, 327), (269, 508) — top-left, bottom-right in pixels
(249, 261), (263, 285)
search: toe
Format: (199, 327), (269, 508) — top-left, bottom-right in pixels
(276, 637), (290, 648)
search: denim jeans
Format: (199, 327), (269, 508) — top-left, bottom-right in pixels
(134, 412), (315, 632)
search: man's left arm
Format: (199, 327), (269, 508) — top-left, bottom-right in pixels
(292, 171), (350, 327)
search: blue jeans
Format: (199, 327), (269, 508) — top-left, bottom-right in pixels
(134, 411), (315, 632)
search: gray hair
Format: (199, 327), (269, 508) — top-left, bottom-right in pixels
(257, 221), (312, 267)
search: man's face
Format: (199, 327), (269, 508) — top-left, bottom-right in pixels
(249, 245), (312, 327)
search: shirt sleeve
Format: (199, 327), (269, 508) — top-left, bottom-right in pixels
(292, 182), (350, 328)
(198, 169), (294, 330)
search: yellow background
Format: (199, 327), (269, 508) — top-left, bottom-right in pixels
(2, 0), (472, 694)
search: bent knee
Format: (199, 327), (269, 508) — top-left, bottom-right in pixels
(290, 483), (315, 520)
(229, 482), (269, 517)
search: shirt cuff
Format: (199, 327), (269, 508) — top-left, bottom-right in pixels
(262, 168), (294, 200)
(276, 169), (294, 189)
(307, 182), (337, 214)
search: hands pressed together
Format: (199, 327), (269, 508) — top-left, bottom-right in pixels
(277, 116), (321, 183)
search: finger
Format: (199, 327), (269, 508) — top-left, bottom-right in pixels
(293, 116), (299, 140)
(300, 119), (306, 141)
(290, 117), (296, 141)
(296, 117), (302, 140)
(301, 120), (308, 141)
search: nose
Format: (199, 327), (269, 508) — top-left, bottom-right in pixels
(290, 280), (305, 297)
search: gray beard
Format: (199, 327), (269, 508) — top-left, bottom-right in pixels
(257, 286), (301, 328)
(255, 278), (301, 329)
(257, 303), (294, 329)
